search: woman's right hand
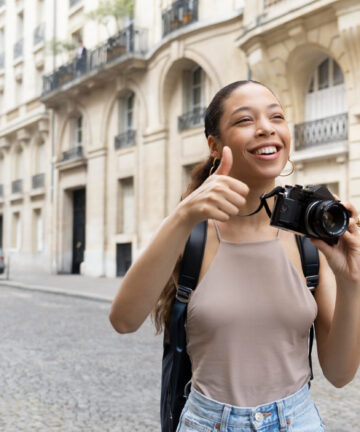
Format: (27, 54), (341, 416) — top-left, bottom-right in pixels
(177, 146), (249, 227)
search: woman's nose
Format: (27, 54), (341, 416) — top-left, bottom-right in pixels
(255, 118), (276, 137)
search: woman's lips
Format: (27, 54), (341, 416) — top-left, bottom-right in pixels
(249, 150), (281, 160)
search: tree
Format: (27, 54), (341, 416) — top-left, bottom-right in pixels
(87, 0), (134, 34)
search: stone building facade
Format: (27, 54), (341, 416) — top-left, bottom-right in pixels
(0, 0), (359, 278)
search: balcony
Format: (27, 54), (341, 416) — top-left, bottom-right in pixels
(61, 146), (83, 162)
(34, 23), (45, 46)
(14, 38), (23, 60)
(294, 113), (348, 151)
(12, 179), (23, 194)
(114, 130), (136, 150)
(42, 24), (147, 98)
(32, 173), (45, 189)
(178, 107), (206, 131)
(162, 0), (199, 37)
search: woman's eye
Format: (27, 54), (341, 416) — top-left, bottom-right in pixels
(273, 114), (285, 120)
(236, 118), (251, 124)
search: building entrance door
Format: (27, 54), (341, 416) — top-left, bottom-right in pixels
(72, 188), (86, 274)
(116, 243), (132, 276)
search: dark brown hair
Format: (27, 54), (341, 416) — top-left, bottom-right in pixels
(152, 80), (268, 336)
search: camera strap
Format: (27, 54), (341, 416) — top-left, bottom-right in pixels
(237, 186), (284, 218)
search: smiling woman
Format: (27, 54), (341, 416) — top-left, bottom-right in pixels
(110, 80), (360, 432)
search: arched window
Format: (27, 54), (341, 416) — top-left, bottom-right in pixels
(305, 57), (346, 121)
(74, 115), (82, 147)
(179, 66), (206, 130)
(115, 92), (136, 149)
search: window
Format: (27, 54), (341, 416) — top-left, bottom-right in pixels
(179, 66), (205, 130)
(183, 66), (204, 114)
(119, 93), (135, 133)
(33, 209), (43, 252)
(117, 177), (134, 233)
(305, 58), (346, 122)
(71, 115), (82, 147)
(308, 58), (344, 94)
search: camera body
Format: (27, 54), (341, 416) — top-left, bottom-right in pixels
(270, 184), (350, 245)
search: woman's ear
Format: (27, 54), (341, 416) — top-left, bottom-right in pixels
(207, 135), (222, 159)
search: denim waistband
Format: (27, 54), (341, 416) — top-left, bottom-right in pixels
(186, 383), (312, 430)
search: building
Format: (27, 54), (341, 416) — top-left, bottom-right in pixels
(0, 0), (359, 278)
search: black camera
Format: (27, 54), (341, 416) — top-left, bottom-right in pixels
(269, 184), (350, 245)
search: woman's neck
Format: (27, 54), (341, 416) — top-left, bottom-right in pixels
(227, 180), (277, 230)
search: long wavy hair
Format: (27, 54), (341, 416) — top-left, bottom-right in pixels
(151, 80), (268, 338)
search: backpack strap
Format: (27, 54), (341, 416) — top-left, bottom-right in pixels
(295, 235), (320, 382)
(166, 220), (208, 428)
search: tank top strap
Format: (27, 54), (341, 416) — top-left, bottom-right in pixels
(212, 220), (223, 242)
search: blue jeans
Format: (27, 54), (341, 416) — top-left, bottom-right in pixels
(176, 383), (325, 431)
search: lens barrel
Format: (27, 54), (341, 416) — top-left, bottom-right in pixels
(305, 200), (349, 239)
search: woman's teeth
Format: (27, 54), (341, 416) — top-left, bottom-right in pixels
(254, 146), (278, 155)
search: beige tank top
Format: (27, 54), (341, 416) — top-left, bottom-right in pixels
(186, 221), (318, 407)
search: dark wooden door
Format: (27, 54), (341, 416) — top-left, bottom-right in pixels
(72, 189), (86, 274)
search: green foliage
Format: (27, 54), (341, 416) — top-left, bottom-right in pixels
(87, 0), (134, 32)
(45, 38), (77, 57)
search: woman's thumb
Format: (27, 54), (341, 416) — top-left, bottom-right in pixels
(215, 146), (233, 176)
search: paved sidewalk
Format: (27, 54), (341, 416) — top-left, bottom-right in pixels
(0, 272), (122, 302)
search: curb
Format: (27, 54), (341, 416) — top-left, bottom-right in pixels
(0, 280), (113, 303)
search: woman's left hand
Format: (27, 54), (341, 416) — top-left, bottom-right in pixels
(311, 201), (360, 284)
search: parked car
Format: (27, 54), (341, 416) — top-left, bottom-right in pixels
(0, 249), (5, 274)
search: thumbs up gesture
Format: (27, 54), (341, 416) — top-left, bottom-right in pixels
(177, 146), (249, 228)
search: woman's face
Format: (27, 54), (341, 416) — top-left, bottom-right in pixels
(217, 83), (290, 186)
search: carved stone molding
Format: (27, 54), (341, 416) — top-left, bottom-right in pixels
(16, 128), (31, 144)
(0, 137), (10, 150)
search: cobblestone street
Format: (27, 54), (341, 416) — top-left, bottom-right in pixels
(0, 285), (359, 431)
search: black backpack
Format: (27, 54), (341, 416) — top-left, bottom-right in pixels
(160, 220), (319, 432)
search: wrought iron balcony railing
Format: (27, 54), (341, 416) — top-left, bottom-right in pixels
(0, 184), (3, 197)
(70, 0), (82, 7)
(42, 24), (147, 96)
(114, 130), (136, 150)
(61, 146), (83, 162)
(162, 0), (199, 37)
(32, 173), (45, 189)
(178, 107), (206, 131)
(294, 113), (348, 151)
(12, 179), (23, 194)
(14, 38), (23, 60)
(34, 23), (45, 46)
(0, 52), (4, 69)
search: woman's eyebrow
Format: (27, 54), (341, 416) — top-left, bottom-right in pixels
(231, 103), (282, 117)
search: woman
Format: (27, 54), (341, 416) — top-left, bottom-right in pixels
(110, 80), (360, 431)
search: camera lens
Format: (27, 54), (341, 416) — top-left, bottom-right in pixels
(305, 200), (349, 238)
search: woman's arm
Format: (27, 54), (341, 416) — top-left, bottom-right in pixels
(313, 202), (360, 387)
(109, 210), (194, 333)
(109, 147), (248, 333)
